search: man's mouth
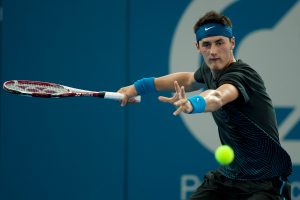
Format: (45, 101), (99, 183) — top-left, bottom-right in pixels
(209, 58), (220, 62)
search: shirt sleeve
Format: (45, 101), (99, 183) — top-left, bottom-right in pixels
(218, 71), (250, 104)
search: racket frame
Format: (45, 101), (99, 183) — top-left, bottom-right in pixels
(3, 80), (141, 102)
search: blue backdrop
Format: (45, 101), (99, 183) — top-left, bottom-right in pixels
(1, 0), (300, 200)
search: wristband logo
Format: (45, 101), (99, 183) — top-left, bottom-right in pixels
(169, 0), (300, 165)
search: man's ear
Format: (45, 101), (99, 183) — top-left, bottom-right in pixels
(194, 41), (200, 52)
(230, 37), (235, 50)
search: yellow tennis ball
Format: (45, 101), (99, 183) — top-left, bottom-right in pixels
(215, 145), (234, 165)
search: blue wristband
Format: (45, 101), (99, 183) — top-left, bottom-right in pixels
(188, 95), (206, 113)
(134, 77), (156, 95)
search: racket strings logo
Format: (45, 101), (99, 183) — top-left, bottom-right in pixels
(170, 0), (300, 199)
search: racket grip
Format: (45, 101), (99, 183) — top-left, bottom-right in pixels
(104, 92), (141, 103)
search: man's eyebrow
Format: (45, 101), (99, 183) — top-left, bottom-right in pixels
(201, 38), (225, 44)
(201, 41), (211, 45)
(215, 39), (224, 43)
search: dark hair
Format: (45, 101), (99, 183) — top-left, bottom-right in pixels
(193, 11), (233, 33)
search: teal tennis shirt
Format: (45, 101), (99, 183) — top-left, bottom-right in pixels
(194, 59), (292, 180)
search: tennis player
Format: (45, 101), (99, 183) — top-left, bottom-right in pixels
(117, 11), (292, 200)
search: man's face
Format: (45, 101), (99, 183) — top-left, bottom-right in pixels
(196, 36), (235, 71)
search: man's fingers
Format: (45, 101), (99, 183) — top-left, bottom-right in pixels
(121, 97), (128, 107)
(174, 81), (181, 95)
(120, 93), (130, 107)
(121, 99), (127, 107)
(173, 106), (183, 116)
(128, 98), (137, 103)
(160, 82), (189, 115)
(174, 98), (188, 107)
(158, 96), (174, 103)
(180, 86), (186, 99)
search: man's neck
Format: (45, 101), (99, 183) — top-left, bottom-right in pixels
(212, 58), (236, 79)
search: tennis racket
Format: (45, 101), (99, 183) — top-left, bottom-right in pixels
(3, 80), (141, 102)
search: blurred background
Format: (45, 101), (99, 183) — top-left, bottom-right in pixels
(1, 0), (300, 199)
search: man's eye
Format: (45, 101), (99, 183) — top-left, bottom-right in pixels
(216, 41), (223, 45)
(202, 43), (210, 47)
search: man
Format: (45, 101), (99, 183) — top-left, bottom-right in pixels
(117, 11), (292, 200)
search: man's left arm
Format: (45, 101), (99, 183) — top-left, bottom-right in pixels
(200, 83), (239, 112)
(164, 82), (239, 115)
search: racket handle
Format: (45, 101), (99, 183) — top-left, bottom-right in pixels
(104, 92), (141, 103)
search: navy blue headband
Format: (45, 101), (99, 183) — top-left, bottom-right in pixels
(195, 23), (233, 42)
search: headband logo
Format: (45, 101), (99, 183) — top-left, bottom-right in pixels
(205, 26), (215, 31)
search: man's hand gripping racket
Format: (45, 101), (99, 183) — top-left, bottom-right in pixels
(117, 85), (141, 106)
(3, 80), (141, 103)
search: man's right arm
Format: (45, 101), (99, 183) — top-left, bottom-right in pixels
(117, 72), (201, 106)
(154, 72), (201, 93)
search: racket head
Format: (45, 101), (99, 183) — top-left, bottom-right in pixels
(3, 80), (71, 97)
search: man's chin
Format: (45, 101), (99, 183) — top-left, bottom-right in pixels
(208, 64), (222, 70)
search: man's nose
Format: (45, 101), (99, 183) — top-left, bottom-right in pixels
(209, 44), (217, 55)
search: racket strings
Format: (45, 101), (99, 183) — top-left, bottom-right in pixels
(7, 82), (69, 94)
